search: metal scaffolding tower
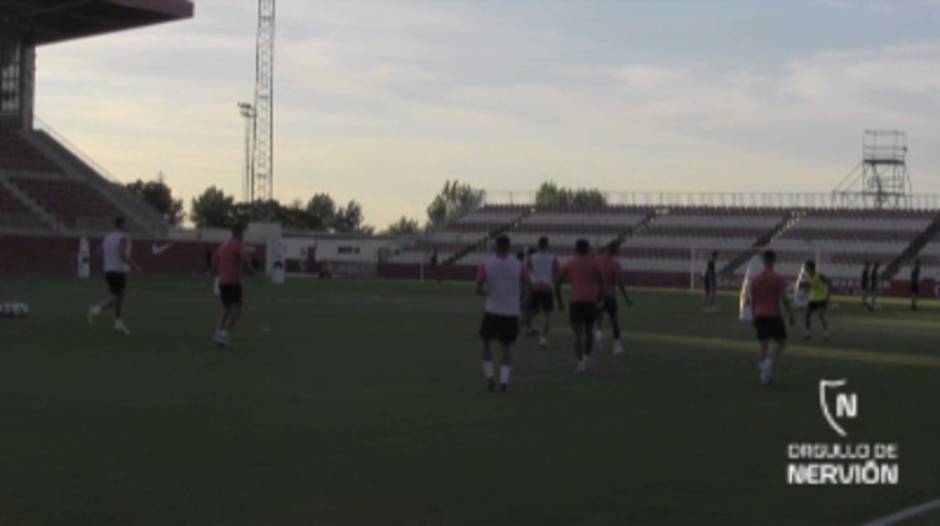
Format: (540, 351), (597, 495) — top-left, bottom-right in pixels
(251, 0), (275, 202)
(832, 130), (912, 209)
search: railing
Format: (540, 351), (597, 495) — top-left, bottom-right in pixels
(483, 190), (940, 210)
(30, 117), (168, 233)
(32, 117), (124, 185)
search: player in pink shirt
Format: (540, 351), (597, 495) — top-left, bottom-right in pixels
(211, 224), (255, 348)
(555, 238), (603, 373)
(749, 250), (795, 385)
(594, 241), (633, 355)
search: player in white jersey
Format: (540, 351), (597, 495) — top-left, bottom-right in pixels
(476, 235), (527, 393)
(523, 236), (559, 348)
(87, 216), (141, 334)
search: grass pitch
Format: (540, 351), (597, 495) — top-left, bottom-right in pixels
(1, 275), (938, 525)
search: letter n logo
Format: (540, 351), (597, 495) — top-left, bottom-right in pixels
(819, 379), (858, 437)
(835, 393), (858, 419)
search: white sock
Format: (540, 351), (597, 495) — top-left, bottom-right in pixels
(759, 357), (770, 372)
(499, 365), (511, 385)
(482, 360), (495, 379)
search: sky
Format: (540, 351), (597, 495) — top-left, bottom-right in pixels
(34, 0), (940, 228)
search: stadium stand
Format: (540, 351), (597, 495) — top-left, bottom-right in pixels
(763, 209), (938, 289)
(882, 213), (940, 280)
(457, 206), (655, 266)
(0, 127), (59, 172)
(0, 127), (168, 235)
(913, 230), (940, 280)
(9, 175), (127, 232)
(391, 205), (532, 266)
(28, 124), (169, 234)
(0, 177), (48, 229)
(624, 206), (785, 284)
(385, 202), (940, 293)
(0, 1), (190, 238)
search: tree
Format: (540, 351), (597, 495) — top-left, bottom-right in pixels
(426, 180), (485, 228)
(126, 174), (185, 225)
(383, 216), (421, 237)
(535, 181), (607, 209)
(281, 199), (311, 230)
(570, 188), (607, 208)
(190, 186), (236, 228)
(189, 188), (374, 233)
(332, 200), (367, 233)
(304, 193), (337, 231)
(534, 181), (565, 209)
(232, 199), (284, 225)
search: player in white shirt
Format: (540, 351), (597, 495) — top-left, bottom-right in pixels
(87, 216), (141, 334)
(476, 235), (527, 393)
(524, 236), (559, 348)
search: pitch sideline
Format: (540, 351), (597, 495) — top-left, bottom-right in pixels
(861, 499), (940, 526)
(623, 332), (940, 369)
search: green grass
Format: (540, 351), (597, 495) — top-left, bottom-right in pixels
(1, 275), (938, 525)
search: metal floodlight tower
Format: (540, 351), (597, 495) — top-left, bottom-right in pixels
(832, 130), (913, 209)
(251, 0), (276, 203)
(237, 102), (255, 202)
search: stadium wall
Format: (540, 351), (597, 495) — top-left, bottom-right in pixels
(0, 234), (266, 275)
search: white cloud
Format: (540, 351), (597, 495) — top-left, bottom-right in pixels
(31, 1), (940, 227)
(611, 65), (689, 90)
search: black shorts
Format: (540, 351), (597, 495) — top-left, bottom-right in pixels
(479, 313), (519, 345)
(219, 283), (243, 307)
(911, 283), (920, 294)
(807, 300), (828, 313)
(528, 290), (554, 313)
(599, 296), (617, 316)
(754, 317), (787, 342)
(569, 302), (597, 326)
(105, 272), (126, 297)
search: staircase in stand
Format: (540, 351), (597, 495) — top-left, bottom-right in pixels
(612, 207), (664, 245)
(0, 174), (63, 232)
(883, 211), (940, 281)
(719, 210), (804, 276)
(441, 208), (534, 266)
(24, 124), (169, 237)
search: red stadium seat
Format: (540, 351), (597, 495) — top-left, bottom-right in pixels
(0, 129), (60, 172)
(10, 177), (125, 231)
